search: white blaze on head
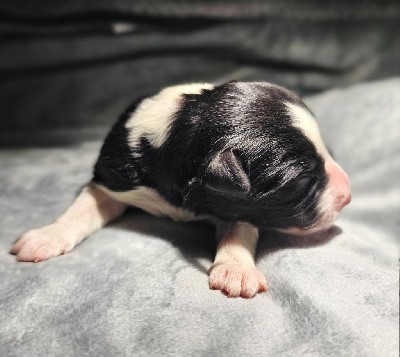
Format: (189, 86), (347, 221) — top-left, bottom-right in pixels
(285, 101), (351, 234)
(285, 102), (330, 158)
(125, 83), (214, 148)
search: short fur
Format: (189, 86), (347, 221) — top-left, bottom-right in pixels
(12, 81), (351, 298)
(93, 81), (327, 229)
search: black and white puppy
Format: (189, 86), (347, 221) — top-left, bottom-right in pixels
(11, 82), (351, 298)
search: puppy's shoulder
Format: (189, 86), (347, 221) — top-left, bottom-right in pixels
(125, 83), (214, 149)
(92, 83), (214, 193)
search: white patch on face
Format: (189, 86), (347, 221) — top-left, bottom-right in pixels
(279, 187), (339, 236)
(125, 83), (214, 148)
(97, 185), (200, 222)
(278, 186), (338, 236)
(285, 102), (344, 233)
(285, 102), (330, 158)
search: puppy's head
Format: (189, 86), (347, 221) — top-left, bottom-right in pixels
(182, 82), (351, 233)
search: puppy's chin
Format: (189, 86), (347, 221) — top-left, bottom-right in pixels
(279, 220), (335, 236)
(278, 209), (339, 236)
(283, 181), (351, 236)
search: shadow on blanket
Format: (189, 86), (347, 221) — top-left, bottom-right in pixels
(110, 208), (341, 275)
(258, 226), (341, 257)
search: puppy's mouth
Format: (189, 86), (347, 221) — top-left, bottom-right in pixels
(278, 216), (336, 236)
(297, 214), (337, 235)
(279, 187), (341, 236)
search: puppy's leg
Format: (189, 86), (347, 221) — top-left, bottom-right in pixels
(11, 183), (127, 262)
(209, 222), (268, 298)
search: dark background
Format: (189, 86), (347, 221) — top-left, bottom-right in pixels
(1, 0), (399, 138)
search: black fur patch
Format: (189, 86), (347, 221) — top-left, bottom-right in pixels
(92, 98), (143, 191)
(93, 82), (327, 229)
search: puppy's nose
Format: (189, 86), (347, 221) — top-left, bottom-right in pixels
(335, 191), (352, 211)
(325, 158), (352, 212)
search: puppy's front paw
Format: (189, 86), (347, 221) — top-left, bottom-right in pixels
(209, 262), (268, 298)
(10, 225), (74, 262)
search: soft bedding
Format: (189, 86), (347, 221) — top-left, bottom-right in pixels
(0, 78), (398, 356)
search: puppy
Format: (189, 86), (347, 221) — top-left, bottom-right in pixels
(11, 82), (351, 298)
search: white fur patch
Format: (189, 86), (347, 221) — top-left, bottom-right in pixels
(11, 184), (127, 262)
(279, 186), (339, 236)
(97, 185), (199, 222)
(286, 102), (330, 157)
(286, 102), (345, 232)
(125, 83), (214, 148)
(213, 222), (259, 266)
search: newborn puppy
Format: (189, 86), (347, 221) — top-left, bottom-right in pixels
(11, 82), (351, 298)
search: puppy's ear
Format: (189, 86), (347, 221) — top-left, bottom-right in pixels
(204, 149), (250, 195)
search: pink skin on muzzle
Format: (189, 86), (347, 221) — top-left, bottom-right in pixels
(281, 157), (351, 236)
(324, 158), (352, 212)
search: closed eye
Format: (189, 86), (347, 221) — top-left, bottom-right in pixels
(279, 175), (315, 203)
(296, 176), (313, 191)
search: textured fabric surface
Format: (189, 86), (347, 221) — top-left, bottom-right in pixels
(0, 79), (399, 356)
(1, 1), (399, 132)
(1, 0), (399, 19)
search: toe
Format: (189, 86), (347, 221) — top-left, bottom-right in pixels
(209, 262), (268, 299)
(240, 273), (259, 298)
(10, 233), (32, 255)
(209, 265), (227, 290)
(222, 267), (243, 297)
(256, 270), (268, 292)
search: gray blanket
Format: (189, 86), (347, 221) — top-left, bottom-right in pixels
(0, 79), (399, 357)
